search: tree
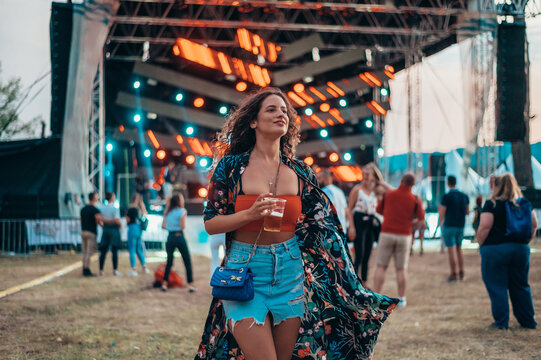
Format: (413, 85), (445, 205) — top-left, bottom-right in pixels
(0, 63), (43, 140)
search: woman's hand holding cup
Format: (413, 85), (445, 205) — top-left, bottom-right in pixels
(246, 193), (275, 220)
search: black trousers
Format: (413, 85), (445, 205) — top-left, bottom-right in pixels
(353, 212), (380, 282)
(164, 231), (193, 283)
(99, 227), (121, 271)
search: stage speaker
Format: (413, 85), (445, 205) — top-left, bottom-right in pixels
(496, 24), (526, 142)
(49, 2), (73, 135)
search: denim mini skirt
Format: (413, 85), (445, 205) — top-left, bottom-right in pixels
(222, 236), (305, 328)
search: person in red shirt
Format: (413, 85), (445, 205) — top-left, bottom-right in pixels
(373, 173), (425, 307)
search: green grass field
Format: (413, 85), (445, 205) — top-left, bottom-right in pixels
(1, 241), (540, 359)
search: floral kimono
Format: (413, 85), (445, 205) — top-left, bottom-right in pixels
(196, 150), (398, 360)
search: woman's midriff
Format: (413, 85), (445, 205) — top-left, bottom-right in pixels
(233, 231), (296, 245)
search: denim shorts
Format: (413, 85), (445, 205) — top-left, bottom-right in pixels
(222, 236), (305, 329)
(442, 226), (464, 248)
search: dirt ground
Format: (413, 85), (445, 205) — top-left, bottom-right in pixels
(1, 240), (540, 359)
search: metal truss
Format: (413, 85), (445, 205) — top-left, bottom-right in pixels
(88, 60), (105, 198)
(105, 0), (486, 67)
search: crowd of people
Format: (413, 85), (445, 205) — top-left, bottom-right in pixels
(78, 87), (537, 359)
(79, 190), (196, 293)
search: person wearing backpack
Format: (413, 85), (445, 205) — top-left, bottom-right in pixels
(477, 173), (538, 330)
(126, 193), (150, 276)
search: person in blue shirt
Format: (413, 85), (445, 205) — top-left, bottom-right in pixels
(438, 175), (470, 281)
(161, 193), (195, 292)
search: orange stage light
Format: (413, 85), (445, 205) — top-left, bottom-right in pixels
(308, 86), (327, 101)
(156, 149), (166, 160)
(384, 70), (395, 79)
(304, 156), (314, 166)
(276, 45), (282, 51)
(217, 52), (232, 74)
(365, 72), (382, 86)
(236, 81), (247, 92)
(296, 115), (302, 126)
(198, 187), (209, 198)
(287, 91), (307, 107)
(193, 97), (205, 108)
(175, 134), (188, 152)
(302, 114), (318, 128)
(268, 42), (278, 62)
(298, 91), (315, 104)
(359, 73), (375, 87)
(385, 65), (395, 73)
(310, 114), (326, 128)
(119, 125), (125, 132)
(186, 154), (196, 165)
(326, 118), (335, 126)
(329, 108), (345, 124)
(370, 100), (387, 115)
(175, 37), (271, 87)
(293, 83), (305, 93)
(147, 130), (160, 149)
(327, 82), (345, 96)
(202, 141), (213, 157)
(329, 153), (339, 162)
(319, 103), (330, 112)
(326, 87), (339, 98)
(331, 166), (360, 182)
(262, 68), (271, 84)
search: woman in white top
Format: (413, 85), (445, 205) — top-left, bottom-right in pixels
(348, 163), (390, 285)
(161, 193), (195, 292)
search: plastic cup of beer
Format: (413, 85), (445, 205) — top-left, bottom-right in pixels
(263, 198), (287, 232)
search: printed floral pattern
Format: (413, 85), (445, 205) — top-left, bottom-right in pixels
(197, 150), (398, 360)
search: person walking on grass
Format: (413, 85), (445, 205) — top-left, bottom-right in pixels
(80, 192), (103, 277)
(98, 192), (123, 276)
(477, 173), (537, 330)
(438, 175), (469, 281)
(373, 173), (425, 307)
(126, 193), (150, 276)
(161, 193), (195, 292)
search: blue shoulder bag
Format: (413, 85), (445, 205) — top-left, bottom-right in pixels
(505, 197), (532, 242)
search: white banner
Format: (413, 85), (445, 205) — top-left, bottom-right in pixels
(25, 219), (81, 246)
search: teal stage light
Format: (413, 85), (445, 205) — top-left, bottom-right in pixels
(377, 147), (385, 158)
(144, 149), (151, 158)
(186, 126), (194, 135)
(343, 152), (352, 161)
(304, 108), (313, 116)
(133, 114), (141, 123)
(106, 143), (113, 152)
(175, 92), (184, 102)
(320, 129), (328, 138)
(219, 106), (228, 115)
(365, 119), (373, 128)
(199, 158), (209, 167)
(133, 81), (141, 89)
(380, 88), (389, 97)
(339, 99), (347, 107)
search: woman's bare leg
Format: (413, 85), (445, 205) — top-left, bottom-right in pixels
(272, 317), (301, 360)
(230, 314), (277, 360)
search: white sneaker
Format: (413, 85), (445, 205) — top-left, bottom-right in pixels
(143, 268), (151, 274)
(128, 270), (138, 277)
(113, 270), (123, 276)
(397, 297), (407, 307)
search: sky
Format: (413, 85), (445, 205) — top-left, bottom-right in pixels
(0, 0), (540, 154)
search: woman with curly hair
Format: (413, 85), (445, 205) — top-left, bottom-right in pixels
(195, 88), (398, 360)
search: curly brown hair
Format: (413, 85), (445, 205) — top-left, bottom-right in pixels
(213, 87), (300, 164)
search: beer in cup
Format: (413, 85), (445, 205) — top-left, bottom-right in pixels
(263, 198), (287, 232)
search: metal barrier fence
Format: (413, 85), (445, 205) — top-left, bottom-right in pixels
(0, 218), (169, 256)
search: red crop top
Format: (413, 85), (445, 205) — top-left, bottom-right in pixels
(235, 195), (302, 232)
